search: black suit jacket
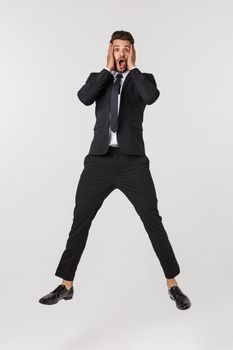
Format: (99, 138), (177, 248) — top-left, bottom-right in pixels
(77, 67), (160, 155)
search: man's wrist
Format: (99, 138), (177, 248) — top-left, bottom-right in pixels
(104, 66), (114, 72)
(105, 66), (136, 71)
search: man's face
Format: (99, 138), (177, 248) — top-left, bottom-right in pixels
(112, 39), (131, 72)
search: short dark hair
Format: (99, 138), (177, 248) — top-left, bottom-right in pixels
(109, 30), (134, 45)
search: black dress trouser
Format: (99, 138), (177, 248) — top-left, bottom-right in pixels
(55, 146), (180, 281)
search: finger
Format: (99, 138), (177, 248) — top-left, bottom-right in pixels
(110, 44), (114, 56)
(110, 43), (113, 53)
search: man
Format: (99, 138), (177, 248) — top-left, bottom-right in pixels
(39, 31), (191, 310)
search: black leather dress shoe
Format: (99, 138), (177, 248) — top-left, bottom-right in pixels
(39, 284), (74, 305)
(168, 285), (191, 310)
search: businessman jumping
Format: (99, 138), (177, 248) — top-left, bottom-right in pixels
(39, 30), (191, 310)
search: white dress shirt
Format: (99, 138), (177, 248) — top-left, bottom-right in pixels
(104, 66), (137, 147)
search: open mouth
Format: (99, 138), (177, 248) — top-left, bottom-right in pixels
(118, 58), (126, 68)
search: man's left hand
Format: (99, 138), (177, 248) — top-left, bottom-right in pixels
(127, 44), (136, 69)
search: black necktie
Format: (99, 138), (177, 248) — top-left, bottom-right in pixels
(110, 73), (123, 132)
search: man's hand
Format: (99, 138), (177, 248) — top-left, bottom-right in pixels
(127, 44), (136, 69)
(106, 43), (115, 71)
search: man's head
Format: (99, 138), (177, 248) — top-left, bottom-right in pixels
(109, 30), (135, 73)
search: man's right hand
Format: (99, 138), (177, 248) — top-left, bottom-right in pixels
(106, 43), (115, 71)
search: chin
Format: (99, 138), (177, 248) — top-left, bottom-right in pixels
(116, 66), (127, 72)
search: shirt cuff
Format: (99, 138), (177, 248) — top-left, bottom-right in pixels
(105, 66), (136, 71)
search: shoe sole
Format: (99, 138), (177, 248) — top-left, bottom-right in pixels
(39, 295), (73, 305)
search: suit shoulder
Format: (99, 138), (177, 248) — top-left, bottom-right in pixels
(142, 72), (154, 77)
(88, 70), (109, 77)
(89, 72), (98, 76)
(138, 71), (155, 80)
(143, 72), (157, 82)
(84, 72), (98, 82)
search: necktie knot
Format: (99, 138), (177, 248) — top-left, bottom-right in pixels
(115, 73), (123, 80)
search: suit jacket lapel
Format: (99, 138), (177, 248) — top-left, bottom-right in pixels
(121, 72), (131, 94)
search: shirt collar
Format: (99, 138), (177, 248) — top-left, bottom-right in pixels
(111, 69), (130, 80)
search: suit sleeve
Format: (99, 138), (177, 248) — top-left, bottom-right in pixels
(129, 68), (160, 105)
(77, 68), (112, 105)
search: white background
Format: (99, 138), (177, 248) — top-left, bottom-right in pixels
(1, 0), (233, 349)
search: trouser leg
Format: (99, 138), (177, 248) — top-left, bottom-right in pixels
(116, 155), (180, 279)
(55, 155), (115, 281)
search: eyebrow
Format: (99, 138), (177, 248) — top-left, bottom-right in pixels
(113, 45), (130, 48)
